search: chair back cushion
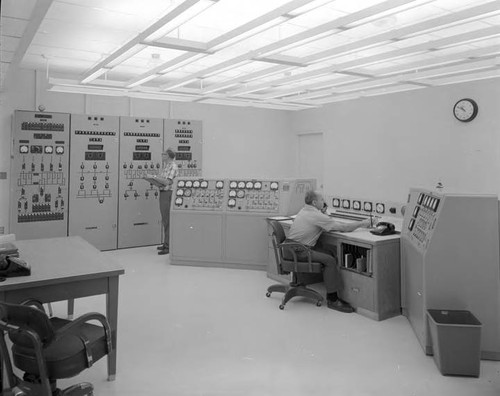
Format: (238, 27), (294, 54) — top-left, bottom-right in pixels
(269, 220), (286, 244)
(0, 302), (55, 346)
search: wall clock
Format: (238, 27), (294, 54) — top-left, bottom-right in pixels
(453, 98), (478, 122)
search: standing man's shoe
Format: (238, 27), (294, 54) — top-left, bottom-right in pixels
(327, 299), (354, 313)
(158, 248), (169, 255)
(157, 245), (166, 250)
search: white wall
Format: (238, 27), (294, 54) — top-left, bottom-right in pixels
(0, 69), (295, 234)
(290, 78), (500, 203)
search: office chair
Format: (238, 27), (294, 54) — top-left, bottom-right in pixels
(0, 300), (113, 396)
(266, 220), (324, 309)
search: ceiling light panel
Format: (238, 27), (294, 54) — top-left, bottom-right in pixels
(432, 0), (495, 12)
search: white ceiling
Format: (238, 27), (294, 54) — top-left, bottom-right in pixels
(1, 0), (499, 110)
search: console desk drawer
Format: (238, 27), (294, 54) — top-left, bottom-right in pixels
(340, 270), (375, 312)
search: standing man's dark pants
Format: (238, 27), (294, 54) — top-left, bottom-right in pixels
(159, 190), (172, 249)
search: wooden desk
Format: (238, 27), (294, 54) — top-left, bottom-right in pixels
(0, 236), (125, 380)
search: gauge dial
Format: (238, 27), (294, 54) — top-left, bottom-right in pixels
(229, 190), (237, 197)
(228, 198), (236, 207)
(238, 181), (245, 189)
(376, 203), (385, 214)
(353, 200), (361, 211)
(200, 180), (208, 188)
(185, 180), (193, 188)
(332, 198), (340, 208)
(254, 181), (262, 189)
(44, 146), (53, 154)
(176, 189), (184, 196)
(216, 181), (224, 189)
(177, 180), (185, 188)
(270, 182), (279, 190)
(246, 181), (253, 189)
(184, 189), (192, 197)
(175, 197), (183, 206)
(236, 190), (245, 198)
(20, 145), (29, 153)
(55, 146), (64, 154)
(342, 199), (350, 209)
(193, 180), (200, 188)
(364, 202), (373, 212)
(229, 181), (237, 189)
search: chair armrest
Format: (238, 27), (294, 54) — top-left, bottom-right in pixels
(54, 312), (113, 353)
(279, 241), (314, 270)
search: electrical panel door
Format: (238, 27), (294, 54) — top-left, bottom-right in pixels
(164, 119), (202, 177)
(10, 110), (70, 239)
(118, 116), (163, 248)
(68, 114), (119, 250)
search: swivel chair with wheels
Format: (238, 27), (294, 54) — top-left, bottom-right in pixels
(0, 300), (113, 396)
(266, 220), (324, 309)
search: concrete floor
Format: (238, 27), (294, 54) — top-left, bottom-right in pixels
(53, 246), (500, 396)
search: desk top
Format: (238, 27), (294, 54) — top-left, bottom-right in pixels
(0, 236), (125, 291)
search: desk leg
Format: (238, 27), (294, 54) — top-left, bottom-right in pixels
(106, 276), (119, 381)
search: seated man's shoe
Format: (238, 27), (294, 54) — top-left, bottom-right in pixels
(327, 299), (354, 313)
(158, 247), (169, 255)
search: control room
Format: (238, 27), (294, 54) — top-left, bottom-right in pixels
(0, 1), (499, 395)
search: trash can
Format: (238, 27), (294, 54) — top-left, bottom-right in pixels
(427, 309), (482, 377)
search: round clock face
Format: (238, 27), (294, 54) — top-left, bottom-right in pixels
(453, 98), (478, 122)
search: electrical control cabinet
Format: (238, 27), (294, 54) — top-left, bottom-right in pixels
(164, 119), (202, 178)
(118, 117), (163, 248)
(170, 178), (316, 270)
(68, 114), (119, 251)
(401, 188), (500, 360)
(10, 110), (70, 240)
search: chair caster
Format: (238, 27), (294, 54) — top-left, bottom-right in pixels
(279, 304), (285, 310)
(266, 292), (271, 297)
(316, 300), (322, 307)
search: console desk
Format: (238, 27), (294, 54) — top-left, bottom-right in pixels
(0, 236), (125, 380)
(269, 219), (401, 321)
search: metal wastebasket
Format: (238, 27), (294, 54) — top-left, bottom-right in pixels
(427, 309), (482, 377)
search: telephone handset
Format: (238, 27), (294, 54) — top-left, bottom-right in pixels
(370, 221), (396, 236)
(0, 255), (31, 278)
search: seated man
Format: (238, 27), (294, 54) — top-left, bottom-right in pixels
(287, 190), (373, 313)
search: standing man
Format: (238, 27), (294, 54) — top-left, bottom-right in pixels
(157, 148), (178, 255)
(287, 190), (374, 313)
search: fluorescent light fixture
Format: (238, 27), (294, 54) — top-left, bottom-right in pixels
(126, 74), (160, 88)
(287, 0), (336, 17)
(81, 68), (111, 84)
(106, 45), (147, 68)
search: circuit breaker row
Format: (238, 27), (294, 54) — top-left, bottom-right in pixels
(10, 110), (203, 251)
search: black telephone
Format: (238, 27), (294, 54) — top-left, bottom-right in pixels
(0, 255), (31, 278)
(370, 221), (396, 236)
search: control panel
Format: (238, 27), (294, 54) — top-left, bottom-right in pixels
(68, 114), (119, 250)
(10, 110), (70, 239)
(164, 119), (202, 178)
(173, 179), (226, 211)
(328, 195), (406, 222)
(402, 191), (441, 251)
(118, 116), (163, 248)
(226, 180), (280, 213)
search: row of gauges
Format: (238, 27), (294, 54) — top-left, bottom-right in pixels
(177, 180), (224, 189)
(228, 181), (279, 190)
(19, 145), (65, 154)
(417, 193), (440, 212)
(332, 198), (386, 214)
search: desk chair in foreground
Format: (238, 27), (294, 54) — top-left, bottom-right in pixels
(0, 300), (113, 396)
(266, 220), (324, 310)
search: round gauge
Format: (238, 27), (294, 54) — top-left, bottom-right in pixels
(175, 197), (183, 206)
(270, 182), (279, 190)
(185, 180), (193, 188)
(229, 181), (237, 189)
(184, 189), (192, 197)
(200, 180), (208, 188)
(376, 203), (385, 214)
(342, 200), (350, 209)
(55, 146), (64, 154)
(237, 190), (245, 198)
(332, 198), (340, 208)
(228, 198), (236, 207)
(176, 189), (184, 196)
(193, 180), (200, 188)
(44, 146), (53, 154)
(177, 180), (185, 188)
(229, 190), (237, 197)
(246, 181), (253, 189)
(216, 181), (224, 189)
(364, 202), (373, 212)
(20, 145), (29, 154)
(254, 181), (262, 190)
(353, 201), (361, 211)
(238, 181), (245, 189)
(453, 98), (478, 122)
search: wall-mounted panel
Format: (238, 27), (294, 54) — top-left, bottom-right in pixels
(164, 119), (202, 178)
